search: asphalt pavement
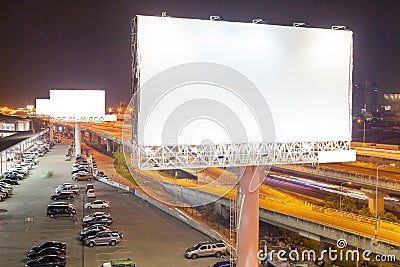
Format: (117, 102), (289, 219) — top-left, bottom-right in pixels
(0, 143), (224, 267)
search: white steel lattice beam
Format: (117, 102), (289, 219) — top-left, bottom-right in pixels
(130, 141), (351, 170)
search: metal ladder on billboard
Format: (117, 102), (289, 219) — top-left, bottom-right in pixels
(229, 186), (237, 265)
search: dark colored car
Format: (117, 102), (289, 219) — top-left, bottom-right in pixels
(209, 261), (235, 267)
(50, 192), (74, 200)
(27, 247), (66, 260)
(3, 174), (21, 180)
(1, 179), (19, 185)
(46, 204), (76, 217)
(85, 184), (94, 192)
(83, 215), (113, 227)
(25, 254), (66, 267)
(29, 241), (66, 253)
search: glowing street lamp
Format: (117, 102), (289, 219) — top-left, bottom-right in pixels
(357, 119), (366, 144)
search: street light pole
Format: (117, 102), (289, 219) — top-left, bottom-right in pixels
(362, 120), (366, 144)
(374, 163), (395, 241)
(357, 119), (366, 144)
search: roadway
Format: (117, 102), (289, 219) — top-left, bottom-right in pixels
(159, 176), (400, 247)
(0, 143), (223, 267)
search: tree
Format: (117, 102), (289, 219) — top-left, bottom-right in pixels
(358, 206), (373, 217)
(378, 211), (399, 223)
(323, 195), (339, 209)
(340, 196), (357, 213)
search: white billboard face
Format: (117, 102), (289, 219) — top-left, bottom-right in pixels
(35, 99), (52, 115)
(135, 16), (353, 146)
(49, 90), (105, 119)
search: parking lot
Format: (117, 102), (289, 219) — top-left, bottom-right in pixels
(0, 144), (223, 267)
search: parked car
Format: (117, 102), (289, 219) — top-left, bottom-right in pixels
(71, 169), (90, 176)
(25, 254), (66, 267)
(26, 246), (66, 260)
(0, 186), (12, 195)
(0, 191), (7, 201)
(50, 191), (74, 200)
(4, 170), (25, 178)
(84, 200), (110, 209)
(184, 240), (227, 259)
(46, 203), (76, 217)
(0, 182), (13, 190)
(3, 173), (22, 180)
(51, 201), (75, 208)
(86, 184), (94, 192)
(209, 261), (235, 267)
(84, 230), (123, 247)
(29, 241), (67, 253)
(79, 224), (110, 241)
(1, 178), (19, 185)
(83, 215), (113, 227)
(83, 212), (111, 221)
(86, 189), (96, 198)
(55, 183), (80, 194)
(72, 174), (95, 181)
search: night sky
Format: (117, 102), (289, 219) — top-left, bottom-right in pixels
(0, 0), (399, 107)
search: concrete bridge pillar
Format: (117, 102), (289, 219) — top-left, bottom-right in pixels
(106, 139), (112, 152)
(97, 136), (102, 147)
(74, 122), (81, 156)
(214, 202), (230, 219)
(362, 188), (386, 214)
(49, 121), (54, 142)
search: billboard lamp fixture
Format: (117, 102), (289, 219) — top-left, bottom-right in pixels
(210, 16), (220, 21)
(293, 22), (308, 27)
(252, 18), (264, 24)
(331, 25), (347, 30)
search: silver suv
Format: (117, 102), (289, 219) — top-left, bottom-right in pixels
(84, 230), (122, 247)
(185, 240), (227, 259)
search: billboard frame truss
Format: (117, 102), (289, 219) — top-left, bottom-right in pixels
(131, 140), (350, 170)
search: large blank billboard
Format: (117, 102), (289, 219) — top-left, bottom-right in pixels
(135, 15), (353, 147)
(36, 90), (112, 122)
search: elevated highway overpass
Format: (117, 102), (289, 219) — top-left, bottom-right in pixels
(147, 174), (400, 261)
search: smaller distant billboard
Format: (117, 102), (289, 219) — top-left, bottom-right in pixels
(35, 99), (53, 116)
(36, 89), (116, 122)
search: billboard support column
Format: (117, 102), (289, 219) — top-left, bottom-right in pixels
(49, 121), (54, 142)
(237, 165), (265, 267)
(74, 122), (81, 156)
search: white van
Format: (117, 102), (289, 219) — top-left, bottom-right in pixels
(87, 189), (96, 198)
